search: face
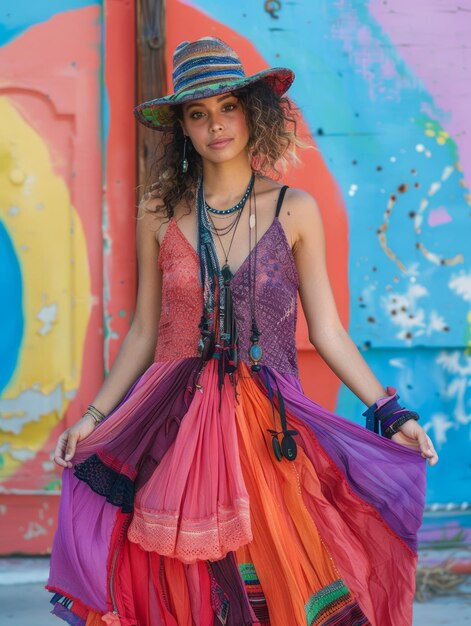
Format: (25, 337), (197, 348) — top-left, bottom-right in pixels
(181, 92), (250, 165)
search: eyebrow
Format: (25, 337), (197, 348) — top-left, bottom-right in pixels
(185, 93), (236, 111)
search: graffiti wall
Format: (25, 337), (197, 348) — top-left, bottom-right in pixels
(0, 0), (469, 554)
(164, 0), (470, 509)
(0, 0), (136, 553)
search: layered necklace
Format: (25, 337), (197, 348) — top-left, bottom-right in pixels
(196, 173), (261, 388)
(195, 174), (298, 461)
(201, 172), (255, 281)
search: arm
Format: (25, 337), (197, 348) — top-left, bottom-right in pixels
(54, 200), (164, 467)
(87, 203), (163, 415)
(290, 190), (384, 406)
(287, 189), (438, 465)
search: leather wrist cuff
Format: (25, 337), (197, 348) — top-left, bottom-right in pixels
(363, 388), (419, 436)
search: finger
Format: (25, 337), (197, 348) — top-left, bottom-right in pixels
(428, 452), (439, 466)
(419, 433), (439, 465)
(65, 432), (79, 461)
(416, 430), (433, 455)
(426, 437), (439, 466)
(53, 434), (69, 467)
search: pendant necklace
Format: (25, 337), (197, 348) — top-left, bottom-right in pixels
(247, 185), (263, 373)
(209, 207), (244, 283)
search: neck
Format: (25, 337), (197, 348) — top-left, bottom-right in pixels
(202, 153), (254, 207)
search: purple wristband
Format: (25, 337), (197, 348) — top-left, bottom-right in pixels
(363, 387), (420, 437)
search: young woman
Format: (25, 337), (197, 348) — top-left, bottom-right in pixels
(48, 37), (438, 626)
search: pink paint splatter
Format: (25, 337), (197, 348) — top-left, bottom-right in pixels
(428, 206), (452, 227)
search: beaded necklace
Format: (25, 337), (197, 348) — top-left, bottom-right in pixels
(205, 176), (254, 216)
(196, 175), (254, 389)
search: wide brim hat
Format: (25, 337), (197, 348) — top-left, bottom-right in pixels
(134, 36), (295, 131)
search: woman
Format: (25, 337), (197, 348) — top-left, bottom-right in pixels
(48, 37), (438, 626)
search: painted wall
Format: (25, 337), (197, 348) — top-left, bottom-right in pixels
(165, 0), (471, 510)
(0, 0), (136, 553)
(0, 0), (469, 554)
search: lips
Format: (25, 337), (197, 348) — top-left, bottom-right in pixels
(208, 137), (232, 149)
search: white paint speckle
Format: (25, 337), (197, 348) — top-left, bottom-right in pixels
(23, 522), (47, 540)
(441, 165), (454, 181)
(389, 358), (407, 369)
(429, 182), (441, 196)
(36, 303), (58, 335)
(426, 311), (448, 335)
(381, 283), (449, 341)
(416, 144), (425, 152)
(449, 271), (471, 302)
(348, 183), (358, 197)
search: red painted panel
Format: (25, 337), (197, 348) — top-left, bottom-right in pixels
(0, 1), (136, 555)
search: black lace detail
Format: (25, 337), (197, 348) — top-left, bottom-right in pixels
(74, 454), (135, 514)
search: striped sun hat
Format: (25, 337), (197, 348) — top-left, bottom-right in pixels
(134, 37), (295, 131)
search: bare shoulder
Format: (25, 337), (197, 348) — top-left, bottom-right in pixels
(279, 187), (322, 248)
(283, 187), (320, 218)
(136, 193), (168, 243)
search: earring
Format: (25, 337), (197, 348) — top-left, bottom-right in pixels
(182, 135), (189, 174)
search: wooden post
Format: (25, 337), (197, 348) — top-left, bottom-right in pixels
(136, 0), (167, 198)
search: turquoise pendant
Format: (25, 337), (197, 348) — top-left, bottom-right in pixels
(249, 343), (262, 361)
(249, 342), (262, 372)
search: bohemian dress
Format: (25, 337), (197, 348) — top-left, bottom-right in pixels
(47, 187), (426, 626)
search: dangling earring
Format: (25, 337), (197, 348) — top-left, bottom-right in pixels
(182, 135), (189, 174)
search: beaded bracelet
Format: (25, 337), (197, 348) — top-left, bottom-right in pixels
(363, 387), (419, 438)
(85, 404), (106, 425)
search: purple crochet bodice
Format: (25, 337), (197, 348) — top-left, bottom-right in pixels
(230, 218), (299, 376)
(155, 216), (299, 377)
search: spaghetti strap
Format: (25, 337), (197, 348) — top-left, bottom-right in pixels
(275, 185), (289, 218)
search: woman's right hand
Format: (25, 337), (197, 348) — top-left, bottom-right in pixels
(53, 413), (97, 468)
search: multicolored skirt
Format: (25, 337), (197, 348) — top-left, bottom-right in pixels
(47, 358), (425, 626)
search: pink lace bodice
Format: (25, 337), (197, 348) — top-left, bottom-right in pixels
(155, 217), (299, 376)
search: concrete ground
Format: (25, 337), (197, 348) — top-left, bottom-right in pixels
(0, 558), (470, 625)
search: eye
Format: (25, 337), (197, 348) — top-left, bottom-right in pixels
(223, 103), (237, 111)
(190, 111), (204, 119)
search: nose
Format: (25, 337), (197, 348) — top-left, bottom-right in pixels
(208, 111), (224, 133)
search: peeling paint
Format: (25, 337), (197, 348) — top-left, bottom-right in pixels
(0, 383), (67, 435)
(23, 521), (47, 540)
(36, 302), (58, 335)
(0, 444), (36, 462)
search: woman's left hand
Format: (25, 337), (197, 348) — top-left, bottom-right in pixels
(391, 420), (439, 466)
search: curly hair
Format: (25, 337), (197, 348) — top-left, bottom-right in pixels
(142, 80), (304, 218)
